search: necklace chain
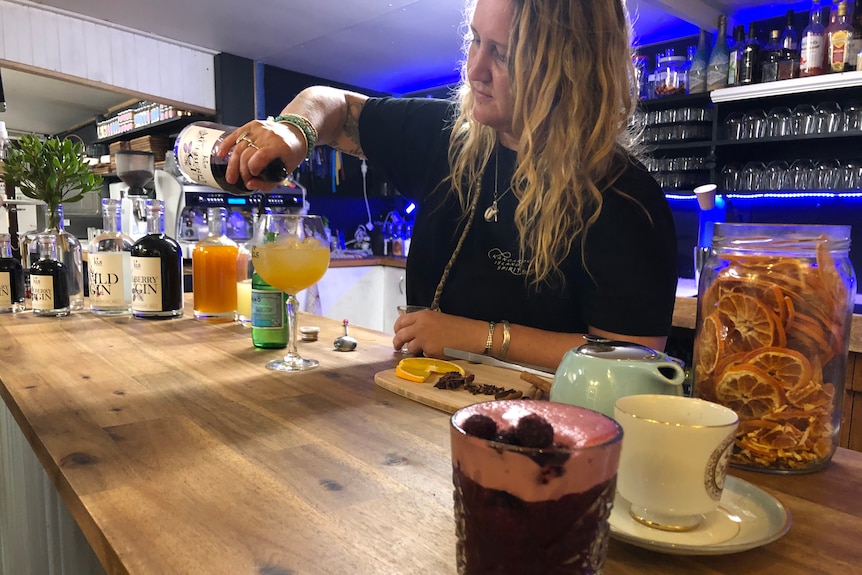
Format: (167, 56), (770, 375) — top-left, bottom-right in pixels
(484, 149), (511, 223)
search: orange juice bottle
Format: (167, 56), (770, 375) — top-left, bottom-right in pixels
(192, 207), (238, 322)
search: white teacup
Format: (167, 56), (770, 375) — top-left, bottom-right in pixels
(614, 394), (738, 532)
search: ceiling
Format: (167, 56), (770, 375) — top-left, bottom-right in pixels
(0, 0), (813, 137)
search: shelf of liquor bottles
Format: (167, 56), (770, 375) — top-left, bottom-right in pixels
(638, 70), (862, 194)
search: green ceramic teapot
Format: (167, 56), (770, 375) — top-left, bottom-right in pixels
(550, 335), (685, 418)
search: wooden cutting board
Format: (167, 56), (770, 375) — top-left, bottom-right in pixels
(373, 359), (552, 413)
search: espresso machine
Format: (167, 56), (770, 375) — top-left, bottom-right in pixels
(176, 180), (305, 258)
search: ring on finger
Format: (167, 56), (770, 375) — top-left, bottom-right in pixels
(237, 132), (259, 149)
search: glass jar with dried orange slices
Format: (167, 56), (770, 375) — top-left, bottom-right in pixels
(692, 223), (855, 474)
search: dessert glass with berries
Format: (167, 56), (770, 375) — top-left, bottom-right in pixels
(450, 400), (623, 575)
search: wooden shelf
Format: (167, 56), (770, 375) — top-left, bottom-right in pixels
(94, 114), (209, 145)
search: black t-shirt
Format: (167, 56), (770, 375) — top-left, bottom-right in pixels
(359, 97), (678, 337)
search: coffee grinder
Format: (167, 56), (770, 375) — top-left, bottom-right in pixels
(115, 150), (154, 240)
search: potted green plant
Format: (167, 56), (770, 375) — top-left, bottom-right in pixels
(3, 134), (102, 228)
(3, 134), (103, 310)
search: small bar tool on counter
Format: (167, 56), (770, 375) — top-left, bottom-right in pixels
(300, 326), (320, 342)
(333, 319), (358, 351)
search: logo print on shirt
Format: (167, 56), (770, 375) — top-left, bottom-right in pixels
(488, 248), (527, 276)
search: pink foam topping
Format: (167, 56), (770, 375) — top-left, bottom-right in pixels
(453, 400), (621, 448)
(451, 400), (622, 502)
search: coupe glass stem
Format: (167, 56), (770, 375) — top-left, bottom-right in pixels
(266, 292), (319, 371)
(285, 293), (301, 362)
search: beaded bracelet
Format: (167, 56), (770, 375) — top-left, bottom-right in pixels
(499, 320), (511, 359)
(273, 113), (318, 161)
(484, 321), (496, 356)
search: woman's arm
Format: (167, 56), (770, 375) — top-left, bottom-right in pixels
(394, 311), (666, 371)
(216, 86), (369, 192)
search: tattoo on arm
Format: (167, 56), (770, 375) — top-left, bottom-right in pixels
(333, 95), (366, 158)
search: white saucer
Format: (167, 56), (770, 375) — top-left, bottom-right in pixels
(609, 476), (791, 555)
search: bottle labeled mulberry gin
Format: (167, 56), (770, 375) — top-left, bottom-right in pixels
(30, 234), (70, 317)
(130, 199), (184, 319)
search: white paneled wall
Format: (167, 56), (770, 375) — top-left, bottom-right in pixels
(0, 0), (216, 113)
(1, 402), (106, 575)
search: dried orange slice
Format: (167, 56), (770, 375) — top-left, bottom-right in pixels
(788, 313), (835, 364)
(696, 312), (722, 375)
(715, 364), (783, 420)
(787, 382), (835, 411)
(395, 358), (465, 383)
(743, 347), (812, 391)
(716, 292), (783, 354)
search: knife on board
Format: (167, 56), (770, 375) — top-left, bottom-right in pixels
(443, 348), (555, 379)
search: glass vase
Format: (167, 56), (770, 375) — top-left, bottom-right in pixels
(20, 204), (84, 311)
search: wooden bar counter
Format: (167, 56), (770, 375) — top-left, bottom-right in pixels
(2, 297), (862, 574)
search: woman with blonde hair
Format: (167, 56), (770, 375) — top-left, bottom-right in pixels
(218, 0), (678, 370)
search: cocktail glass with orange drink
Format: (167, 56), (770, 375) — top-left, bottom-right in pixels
(251, 214), (330, 371)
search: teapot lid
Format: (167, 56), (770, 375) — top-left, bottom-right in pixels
(575, 335), (659, 361)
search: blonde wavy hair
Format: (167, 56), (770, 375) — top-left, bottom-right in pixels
(447, 0), (639, 286)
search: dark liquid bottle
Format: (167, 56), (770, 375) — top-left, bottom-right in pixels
(727, 24), (746, 86)
(251, 271), (288, 349)
(0, 232), (26, 313)
(130, 199), (184, 319)
(739, 25), (761, 85)
(173, 121), (287, 195)
(761, 29), (783, 82)
(30, 234), (70, 317)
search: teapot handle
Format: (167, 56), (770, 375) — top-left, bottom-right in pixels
(655, 361), (687, 386)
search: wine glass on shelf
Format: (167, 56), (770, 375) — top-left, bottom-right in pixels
(251, 213), (330, 371)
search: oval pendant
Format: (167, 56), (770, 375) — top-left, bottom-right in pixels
(484, 205), (498, 222)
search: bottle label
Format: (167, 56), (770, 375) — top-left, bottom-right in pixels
(30, 274), (55, 311)
(688, 67), (706, 93)
(131, 256), (163, 312)
(0, 270), (10, 306)
(761, 60), (779, 83)
(251, 289), (284, 328)
(707, 63), (729, 90)
(800, 35), (825, 72)
(175, 125), (222, 190)
(728, 50), (739, 85)
(829, 30), (850, 70)
(89, 252), (131, 307)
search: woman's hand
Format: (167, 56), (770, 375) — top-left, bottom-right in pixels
(215, 120), (308, 192)
(393, 310), (488, 358)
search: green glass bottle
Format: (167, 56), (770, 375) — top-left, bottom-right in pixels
(251, 270), (288, 348)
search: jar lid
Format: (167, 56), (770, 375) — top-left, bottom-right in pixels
(575, 335), (659, 361)
(658, 56), (686, 65)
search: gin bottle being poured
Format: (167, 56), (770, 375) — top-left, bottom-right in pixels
(173, 121), (288, 195)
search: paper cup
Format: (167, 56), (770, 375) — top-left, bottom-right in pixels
(694, 184), (718, 211)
